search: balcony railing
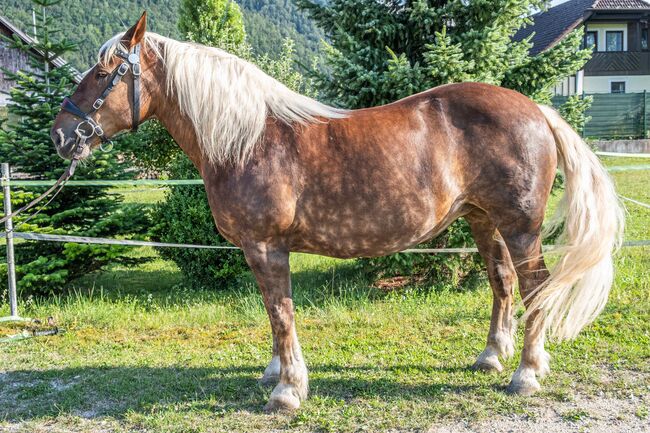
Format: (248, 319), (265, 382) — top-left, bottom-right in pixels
(584, 51), (650, 75)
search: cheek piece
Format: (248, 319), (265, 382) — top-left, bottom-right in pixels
(60, 43), (141, 152)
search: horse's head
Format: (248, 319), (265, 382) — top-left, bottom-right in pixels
(51, 12), (153, 159)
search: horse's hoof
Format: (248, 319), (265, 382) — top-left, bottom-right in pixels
(259, 373), (280, 386)
(472, 358), (503, 373)
(264, 383), (302, 412)
(264, 395), (301, 412)
(506, 377), (541, 396)
(472, 350), (503, 373)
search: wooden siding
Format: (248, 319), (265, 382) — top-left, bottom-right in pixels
(584, 51), (650, 76)
(0, 40), (35, 106)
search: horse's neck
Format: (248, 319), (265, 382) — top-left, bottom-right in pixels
(149, 67), (205, 172)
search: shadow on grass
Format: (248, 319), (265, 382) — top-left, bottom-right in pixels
(0, 363), (483, 421)
(56, 257), (380, 310)
(46, 253), (486, 315)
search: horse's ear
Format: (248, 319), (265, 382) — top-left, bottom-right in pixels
(122, 11), (147, 48)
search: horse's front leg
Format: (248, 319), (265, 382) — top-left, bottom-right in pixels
(243, 242), (308, 411)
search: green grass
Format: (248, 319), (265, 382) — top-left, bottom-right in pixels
(0, 158), (648, 432)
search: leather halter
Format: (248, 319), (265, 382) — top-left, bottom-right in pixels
(61, 43), (141, 148)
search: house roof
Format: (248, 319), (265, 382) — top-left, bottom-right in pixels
(0, 14), (82, 83)
(514, 0), (650, 55)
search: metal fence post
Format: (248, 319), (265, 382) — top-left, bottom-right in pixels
(641, 89), (648, 138)
(2, 163), (18, 318)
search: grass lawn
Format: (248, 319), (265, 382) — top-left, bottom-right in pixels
(0, 156), (648, 432)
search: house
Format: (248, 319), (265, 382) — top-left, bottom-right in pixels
(0, 14), (81, 107)
(516, 0), (650, 96)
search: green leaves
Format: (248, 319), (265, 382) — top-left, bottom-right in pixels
(423, 27), (474, 85)
(178, 0), (246, 47)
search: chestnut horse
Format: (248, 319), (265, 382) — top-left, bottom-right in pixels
(51, 14), (623, 411)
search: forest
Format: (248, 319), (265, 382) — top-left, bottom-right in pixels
(2, 0), (323, 69)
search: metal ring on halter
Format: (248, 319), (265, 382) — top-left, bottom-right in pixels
(74, 120), (96, 139)
(100, 141), (114, 153)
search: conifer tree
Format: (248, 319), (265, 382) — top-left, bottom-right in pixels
(297, 0), (592, 284)
(0, 0), (148, 295)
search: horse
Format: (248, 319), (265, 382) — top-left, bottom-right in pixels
(51, 13), (624, 412)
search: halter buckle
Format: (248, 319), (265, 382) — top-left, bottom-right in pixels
(92, 98), (104, 110)
(94, 124), (105, 137)
(117, 63), (129, 76)
(132, 63), (141, 76)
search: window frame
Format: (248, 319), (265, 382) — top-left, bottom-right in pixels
(585, 30), (599, 51)
(610, 80), (626, 94)
(605, 30), (624, 52)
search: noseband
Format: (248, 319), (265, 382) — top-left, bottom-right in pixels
(60, 43), (142, 151)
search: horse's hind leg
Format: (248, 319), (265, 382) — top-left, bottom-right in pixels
(243, 242), (308, 411)
(499, 227), (551, 395)
(466, 211), (516, 373)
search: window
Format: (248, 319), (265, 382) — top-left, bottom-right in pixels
(642, 28), (648, 50)
(610, 81), (626, 93)
(606, 31), (624, 51)
(585, 31), (598, 50)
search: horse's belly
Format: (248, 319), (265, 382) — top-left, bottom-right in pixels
(288, 201), (455, 258)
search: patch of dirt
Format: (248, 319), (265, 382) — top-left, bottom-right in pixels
(428, 392), (650, 433)
(373, 275), (426, 291)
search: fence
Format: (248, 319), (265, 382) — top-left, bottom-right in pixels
(3, 157), (650, 321)
(552, 92), (650, 139)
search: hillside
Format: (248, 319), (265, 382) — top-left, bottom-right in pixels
(2, 0), (323, 70)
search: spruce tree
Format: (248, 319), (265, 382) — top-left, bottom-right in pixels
(296, 0), (592, 284)
(0, 0), (148, 296)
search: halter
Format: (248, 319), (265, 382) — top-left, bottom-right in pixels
(60, 43), (142, 152)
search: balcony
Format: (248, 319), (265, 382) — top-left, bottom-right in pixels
(584, 51), (650, 76)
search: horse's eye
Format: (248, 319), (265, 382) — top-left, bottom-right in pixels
(96, 71), (109, 79)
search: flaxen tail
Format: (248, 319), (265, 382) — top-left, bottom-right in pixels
(528, 105), (625, 340)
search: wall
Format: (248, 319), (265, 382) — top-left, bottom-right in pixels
(0, 40), (33, 107)
(584, 75), (650, 93)
(585, 22), (628, 51)
(593, 138), (650, 153)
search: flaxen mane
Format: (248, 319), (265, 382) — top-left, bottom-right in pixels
(99, 33), (347, 165)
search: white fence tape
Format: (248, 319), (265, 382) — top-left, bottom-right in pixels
(12, 232), (238, 249)
(620, 195), (650, 209)
(11, 232), (650, 253)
